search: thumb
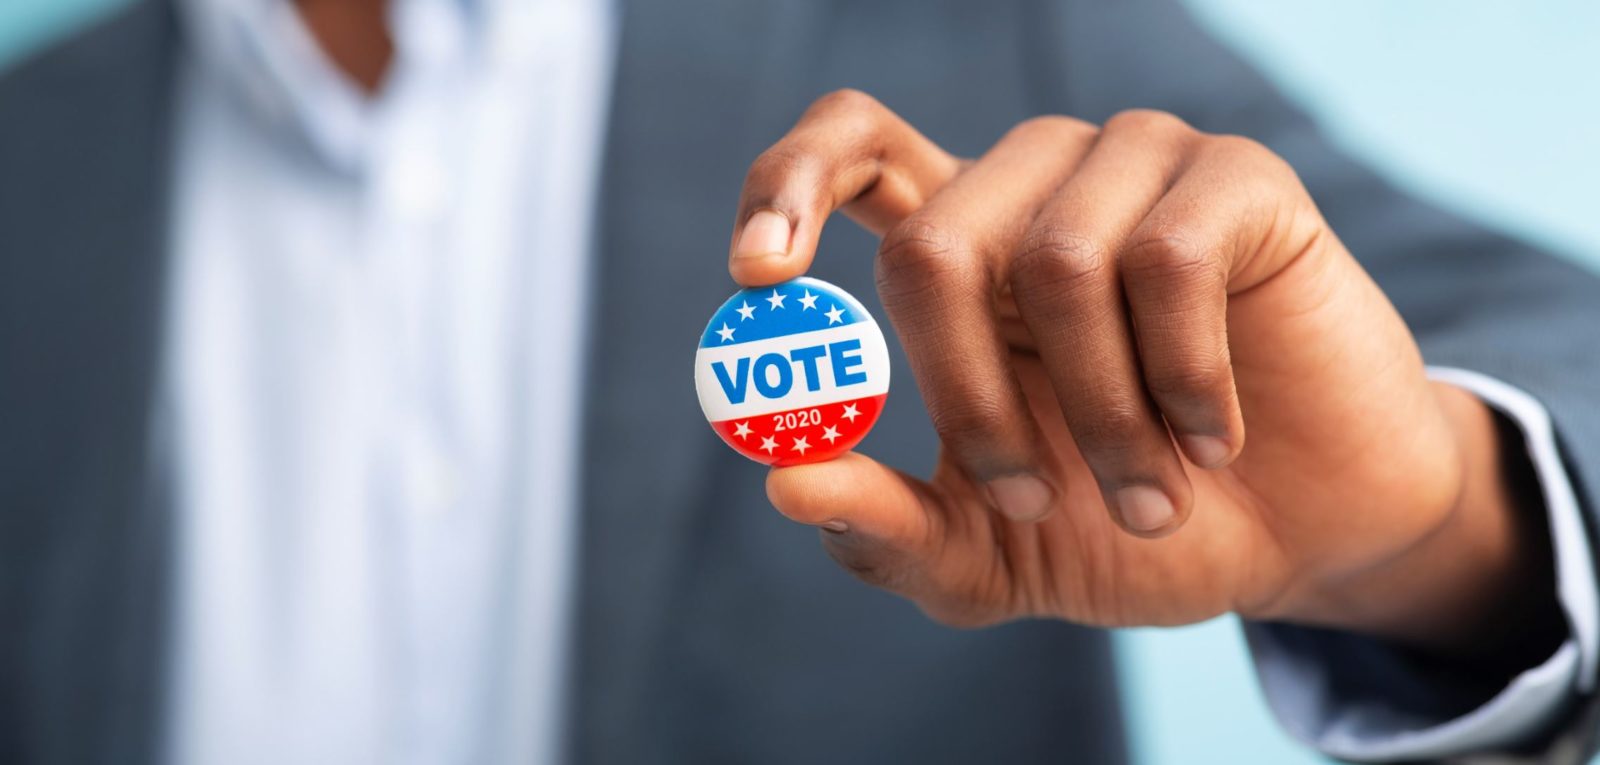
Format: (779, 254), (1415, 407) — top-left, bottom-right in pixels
(767, 451), (935, 541)
(767, 452), (952, 601)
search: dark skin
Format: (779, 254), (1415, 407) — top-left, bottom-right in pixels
(737, 100), (1558, 664)
(297, 0), (391, 93)
(299, 3), (1559, 668)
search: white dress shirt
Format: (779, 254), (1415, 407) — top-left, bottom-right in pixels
(164, 0), (612, 763)
(157, 0), (1595, 763)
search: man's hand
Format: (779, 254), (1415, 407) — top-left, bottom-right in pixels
(729, 90), (1552, 653)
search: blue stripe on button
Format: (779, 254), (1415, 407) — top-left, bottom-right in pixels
(698, 278), (867, 348)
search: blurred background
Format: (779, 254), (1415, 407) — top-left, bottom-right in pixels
(4, 2), (1595, 763)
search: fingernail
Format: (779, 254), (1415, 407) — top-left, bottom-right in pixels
(985, 474), (1055, 522)
(1180, 434), (1232, 469)
(820, 519), (849, 533)
(1115, 485), (1175, 533)
(735, 209), (792, 259)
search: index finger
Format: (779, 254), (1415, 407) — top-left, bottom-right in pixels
(729, 89), (962, 287)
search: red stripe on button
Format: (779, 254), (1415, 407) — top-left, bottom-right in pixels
(710, 394), (888, 466)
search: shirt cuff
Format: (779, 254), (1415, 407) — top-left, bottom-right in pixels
(1243, 366), (1598, 761)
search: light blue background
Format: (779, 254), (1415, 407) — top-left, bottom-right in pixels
(3, 3), (1596, 764)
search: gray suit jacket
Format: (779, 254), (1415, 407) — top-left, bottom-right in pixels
(4, 1), (1599, 763)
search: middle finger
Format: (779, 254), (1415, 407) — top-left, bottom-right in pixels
(875, 116), (1099, 522)
(1008, 110), (1199, 538)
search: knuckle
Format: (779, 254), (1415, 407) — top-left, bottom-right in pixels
(1202, 134), (1295, 181)
(1103, 108), (1192, 139)
(1012, 225), (1110, 292)
(1006, 114), (1097, 144)
(1203, 133), (1271, 162)
(810, 87), (882, 117)
(875, 219), (981, 299)
(786, 89), (886, 167)
(1120, 230), (1223, 287)
(1206, 138), (1307, 213)
(927, 393), (1010, 452)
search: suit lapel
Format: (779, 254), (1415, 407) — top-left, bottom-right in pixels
(0, 3), (178, 762)
(570, 0), (825, 759)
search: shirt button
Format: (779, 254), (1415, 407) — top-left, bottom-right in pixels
(693, 276), (891, 467)
(384, 157), (448, 218)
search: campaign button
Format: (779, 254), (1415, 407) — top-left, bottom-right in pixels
(694, 276), (890, 466)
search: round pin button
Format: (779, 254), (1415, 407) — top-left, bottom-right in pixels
(694, 276), (890, 466)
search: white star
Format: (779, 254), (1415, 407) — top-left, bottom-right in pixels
(821, 425), (841, 444)
(825, 304), (845, 325)
(841, 403), (860, 422)
(716, 323), (736, 343)
(733, 421), (753, 440)
(798, 290), (819, 310)
(735, 301), (756, 321)
(791, 436), (811, 455)
(760, 436), (779, 454)
(766, 289), (787, 310)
